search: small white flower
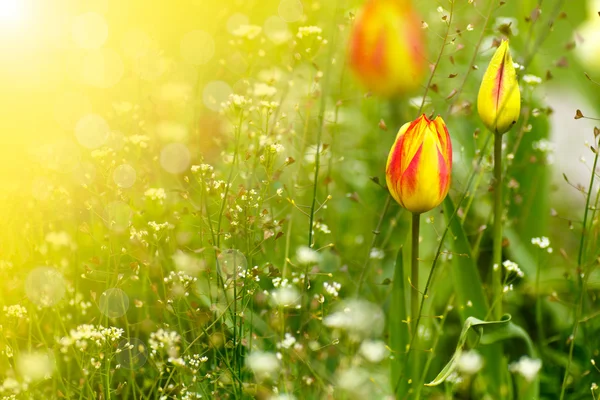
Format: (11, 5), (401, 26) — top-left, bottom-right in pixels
(296, 246), (320, 265)
(247, 351), (280, 380)
(457, 350), (483, 375)
(359, 340), (388, 363)
(509, 356), (542, 382)
(271, 287), (301, 308)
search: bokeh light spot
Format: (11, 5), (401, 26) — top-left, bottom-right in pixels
(278, 0), (303, 23)
(53, 92), (93, 130)
(113, 164), (137, 188)
(99, 288), (130, 318)
(81, 48), (124, 88)
(203, 80), (232, 112)
(116, 338), (148, 370)
(160, 143), (190, 174)
(73, 162), (96, 186)
(25, 267), (66, 307)
(17, 351), (55, 381)
(121, 28), (151, 59)
(226, 52), (249, 75)
(227, 13), (249, 34)
(180, 30), (214, 66)
(30, 140), (80, 172)
(156, 120), (188, 142)
(31, 178), (53, 201)
(75, 114), (109, 149)
(217, 249), (247, 278)
(103, 201), (132, 233)
(72, 12), (108, 49)
(264, 16), (291, 44)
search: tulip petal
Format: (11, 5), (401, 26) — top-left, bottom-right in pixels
(399, 129), (441, 213)
(386, 115), (452, 214)
(477, 40), (521, 134)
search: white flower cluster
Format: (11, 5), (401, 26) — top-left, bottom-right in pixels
(164, 271), (198, 287)
(191, 163), (214, 175)
(509, 356), (542, 382)
(3, 305), (28, 320)
(523, 74), (542, 86)
(323, 282), (341, 297)
(503, 260), (524, 278)
(457, 350), (483, 375)
(149, 329), (182, 359)
(247, 351), (280, 381)
(270, 286), (301, 308)
(125, 134), (150, 149)
(45, 231), (72, 248)
(369, 247), (384, 260)
(277, 333), (297, 349)
(144, 188), (167, 202)
(59, 325), (124, 352)
(532, 139), (555, 153)
(531, 237), (553, 253)
(148, 221), (172, 232)
(254, 82), (277, 97)
(324, 300), (385, 341)
(130, 226), (149, 246)
(297, 26), (322, 38)
(296, 246), (320, 265)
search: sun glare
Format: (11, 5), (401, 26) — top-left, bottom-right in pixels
(0, 0), (23, 24)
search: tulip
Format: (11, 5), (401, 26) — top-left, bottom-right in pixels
(348, 0), (426, 97)
(386, 114), (452, 214)
(477, 40), (521, 135)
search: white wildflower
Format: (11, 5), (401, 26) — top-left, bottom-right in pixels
(503, 259), (524, 278)
(359, 340), (388, 363)
(247, 351), (280, 380)
(457, 350), (483, 375)
(296, 246), (320, 265)
(323, 299), (384, 341)
(509, 356), (542, 382)
(271, 286), (301, 308)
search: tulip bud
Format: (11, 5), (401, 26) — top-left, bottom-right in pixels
(348, 0), (426, 97)
(386, 115), (452, 214)
(477, 40), (521, 134)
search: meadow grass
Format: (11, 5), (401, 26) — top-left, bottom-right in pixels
(0, 0), (599, 399)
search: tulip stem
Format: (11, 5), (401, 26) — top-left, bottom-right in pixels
(411, 212), (420, 333)
(492, 132), (503, 320)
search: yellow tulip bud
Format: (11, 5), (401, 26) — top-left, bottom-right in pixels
(386, 115), (452, 214)
(477, 40), (521, 134)
(348, 0), (426, 97)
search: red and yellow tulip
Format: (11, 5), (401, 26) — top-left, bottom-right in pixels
(348, 0), (426, 97)
(477, 40), (521, 134)
(386, 115), (452, 214)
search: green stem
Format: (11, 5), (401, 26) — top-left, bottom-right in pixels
(560, 140), (600, 399)
(492, 133), (503, 320)
(535, 249), (544, 350)
(411, 212), (420, 333)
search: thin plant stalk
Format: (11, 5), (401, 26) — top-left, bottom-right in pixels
(560, 138), (600, 399)
(535, 249), (544, 349)
(411, 212), (421, 333)
(492, 132), (503, 320)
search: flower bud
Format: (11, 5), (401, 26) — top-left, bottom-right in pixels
(348, 0), (426, 97)
(477, 40), (521, 134)
(386, 115), (452, 214)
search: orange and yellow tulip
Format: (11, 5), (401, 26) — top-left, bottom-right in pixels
(477, 40), (521, 134)
(386, 115), (452, 214)
(348, 0), (426, 97)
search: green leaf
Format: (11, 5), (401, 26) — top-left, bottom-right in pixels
(443, 196), (489, 318)
(389, 247), (410, 396)
(427, 314), (538, 387)
(443, 196), (505, 396)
